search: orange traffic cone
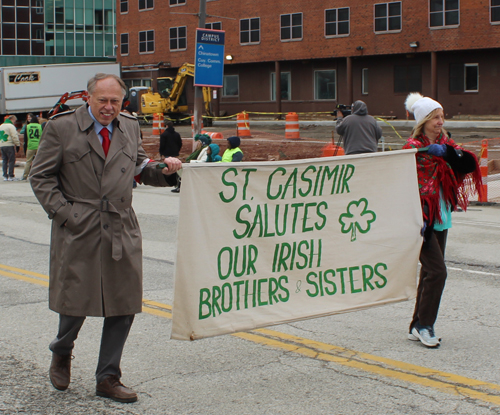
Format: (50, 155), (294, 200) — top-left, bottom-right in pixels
(237, 112), (251, 137)
(479, 139), (488, 202)
(152, 113), (161, 136)
(285, 112), (300, 139)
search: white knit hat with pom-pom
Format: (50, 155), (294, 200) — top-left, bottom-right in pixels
(405, 92), (442, 125)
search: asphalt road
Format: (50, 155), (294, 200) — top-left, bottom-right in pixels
(1, 165), (500, 414)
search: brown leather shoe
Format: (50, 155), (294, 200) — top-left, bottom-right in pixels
(96, 375), (138, 403)
(49, 353), (72, 391)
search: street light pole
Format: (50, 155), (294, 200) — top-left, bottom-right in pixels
(193, 0), (207, 145)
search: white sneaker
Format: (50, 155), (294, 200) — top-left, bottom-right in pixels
(411, 325), (440, 347)
(3, 177), (7, 181)
(7, 177), (14, 181)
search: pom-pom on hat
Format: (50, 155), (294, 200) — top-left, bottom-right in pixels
(405, 92), (442, 125)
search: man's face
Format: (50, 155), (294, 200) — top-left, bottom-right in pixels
(88, 77), (124, 126)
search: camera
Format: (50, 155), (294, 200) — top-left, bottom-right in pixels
(332, 104), (352, 117)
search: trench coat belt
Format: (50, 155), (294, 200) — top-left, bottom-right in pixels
(65, 195), (133, 261)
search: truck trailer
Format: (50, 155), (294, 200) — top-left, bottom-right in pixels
(0, 62), (121, 118)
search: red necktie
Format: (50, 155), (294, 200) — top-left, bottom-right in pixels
(100, 128), (110, 157)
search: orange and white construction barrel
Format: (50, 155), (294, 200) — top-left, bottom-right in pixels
(285, 112), (300, 139)
(237, 112), (251, 137)
(479, 139), (488, 202)
(152, 113), (161, 136)
(321, 143), (345, 157)
(201, 130), (224, 140)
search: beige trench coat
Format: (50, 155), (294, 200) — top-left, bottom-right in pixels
(30, 105), (175, 317)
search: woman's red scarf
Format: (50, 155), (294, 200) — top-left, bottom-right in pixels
(403, 133), (482, 224)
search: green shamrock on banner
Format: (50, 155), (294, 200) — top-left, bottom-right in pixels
(339, 198), (376, 242)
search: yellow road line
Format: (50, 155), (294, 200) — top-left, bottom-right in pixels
(2, 263), (500, 405)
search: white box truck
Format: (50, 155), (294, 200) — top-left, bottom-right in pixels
(0, 62), (121, 117)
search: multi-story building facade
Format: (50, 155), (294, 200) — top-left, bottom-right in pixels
(0, 0), (117, 67)
(118, 0), (500, 118)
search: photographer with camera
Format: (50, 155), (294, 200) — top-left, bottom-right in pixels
(335, 100), (382, 155)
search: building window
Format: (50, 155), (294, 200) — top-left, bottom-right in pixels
(240, 18), (260, 44)
(169, 26), (187, 50)
(314, 70), (336, 100)
(223, 75), (239, 96)
(281, 13), (302, 41)
(374, 2), (402, 32)
(139, 30), (154, 53)
(139, 0), (153, 11)
(120, 0), (128, 13)
(430, 0), (459, 27)
(125, 79), (152, 89)
(362, 68), (369, 95)
(170, 0), (186, 5)
(120, 33), (129, 55)
(450, 63), (479, 92)
(271, 72), (291, 100)
(205, 22), (222, 30)
(325, 8), (349, 37)
(35, 0), (44, 14)
(491, 0), (500, 22)
(394, 65), (422, 93)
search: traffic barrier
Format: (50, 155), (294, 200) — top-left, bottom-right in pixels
(191, 116), (204, 138)
(237, 112), (251, 137)
(321, 143), (345, 157)
(285, 112), (300, 139)
(201, 130), (224, 140)
(479, 139), (488, 202)
(152, 113), (163, 136)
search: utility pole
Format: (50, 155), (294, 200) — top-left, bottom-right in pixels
(193, 0), (207, 145)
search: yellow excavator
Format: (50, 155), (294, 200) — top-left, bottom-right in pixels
(139, 62), (213, 125)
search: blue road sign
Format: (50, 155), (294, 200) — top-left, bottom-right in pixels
(194, 29), (225, 88)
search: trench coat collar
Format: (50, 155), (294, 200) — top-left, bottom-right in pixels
(75, 105), (127, 162)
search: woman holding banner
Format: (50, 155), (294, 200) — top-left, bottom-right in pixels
(403, 93), (482, 348)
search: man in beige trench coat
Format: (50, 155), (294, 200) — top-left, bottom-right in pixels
(30, 73), (182, 403)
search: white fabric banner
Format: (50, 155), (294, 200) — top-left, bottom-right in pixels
(171, 150), (422, 341)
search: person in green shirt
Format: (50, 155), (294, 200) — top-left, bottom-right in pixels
(221, 136), (243, 162)
(22, 115), (43, 180)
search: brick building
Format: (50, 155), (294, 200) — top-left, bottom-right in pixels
(0, 0), (117, 67)
(117, 0), (500, 119)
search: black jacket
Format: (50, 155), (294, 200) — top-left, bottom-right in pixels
(159, 126), (182, 157)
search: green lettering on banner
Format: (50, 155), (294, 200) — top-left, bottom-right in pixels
(313, 166), (323, 196)
(258, 278), (268, 306)
(337, 267), (348, 294)
(217, 245), (258, 280)
(217, 246), (232, 280)
(349, 266), (362, 294)
(299, 165), (315, 197)
(324, 269), (337, 295)
(233, 204), (251, 239)
(267, 167), (286, 200)
(212, 285), (222, 317)
(219, 168), (238, 203)
(362, 265), (375, 291)
(269, 277), (279, 305)
(315, 201), (328, 230)
(306, 271), (319, 297)
(234, 280), (244, 310)
(221, 283), (233, 313)
(375, 263), (388, 288)
(241, 168), (257, 201)
(281, 168), (298, 199)
(199, 288), (211, 320)
(278, 276), (290, 302)
(342, 164), (355, 193)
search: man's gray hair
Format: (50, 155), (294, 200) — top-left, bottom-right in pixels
(87, 73), (127, 96)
